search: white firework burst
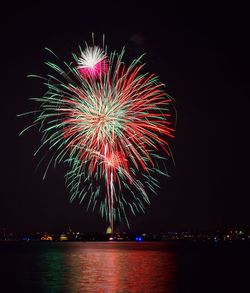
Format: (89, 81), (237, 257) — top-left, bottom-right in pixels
(78, 46), (107, 69)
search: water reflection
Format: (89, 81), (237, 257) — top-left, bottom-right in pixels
(39, 242), (176, 292)
(37, 246), (68, 292)
(1, 240), (249, 292)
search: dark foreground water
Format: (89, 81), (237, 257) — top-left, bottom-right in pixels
(0, 241), (249, 292)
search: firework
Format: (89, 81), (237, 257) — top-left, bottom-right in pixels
(77, 45), (107, 78)
(19, 39), (175, 229)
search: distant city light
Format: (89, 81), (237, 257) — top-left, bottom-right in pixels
(135, 237), (143, 241)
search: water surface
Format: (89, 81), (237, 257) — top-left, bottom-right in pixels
(0, 241), (248, 292)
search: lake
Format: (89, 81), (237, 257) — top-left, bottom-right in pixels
(0, 241), (248, 292)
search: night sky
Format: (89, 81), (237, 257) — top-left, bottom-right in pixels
(1, 2), (249, 233)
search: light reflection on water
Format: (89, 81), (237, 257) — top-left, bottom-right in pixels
(38, 242), (176, 292)
(1, 241), (248, 292)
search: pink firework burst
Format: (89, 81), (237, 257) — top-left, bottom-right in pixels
(77, 46), (108, 78)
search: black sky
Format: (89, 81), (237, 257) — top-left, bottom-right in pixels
(1, 2), (249, 233)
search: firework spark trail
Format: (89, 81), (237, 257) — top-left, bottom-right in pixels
(19, 40), (175, 229)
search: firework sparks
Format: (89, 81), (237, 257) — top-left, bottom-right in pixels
(77, 46), (107, 78)
(19, 40), (175, 229)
